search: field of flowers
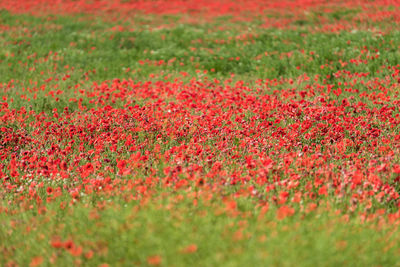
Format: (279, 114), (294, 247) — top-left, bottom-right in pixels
(2, 0), (400, 266)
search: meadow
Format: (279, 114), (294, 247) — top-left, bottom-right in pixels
(1, 0), (400, 266)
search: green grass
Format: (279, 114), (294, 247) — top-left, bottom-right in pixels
(1, 9), (400, 117)
(1, 10), (399, 84)
(2, 191), (400, 267)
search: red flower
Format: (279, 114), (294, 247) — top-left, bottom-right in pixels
(276, 205), (295, 220)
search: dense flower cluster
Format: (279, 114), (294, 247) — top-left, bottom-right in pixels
(1, 0), (400, 30)
(2, 73), (400, 218)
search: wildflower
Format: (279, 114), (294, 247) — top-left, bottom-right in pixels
(147, 255), (162, 266)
